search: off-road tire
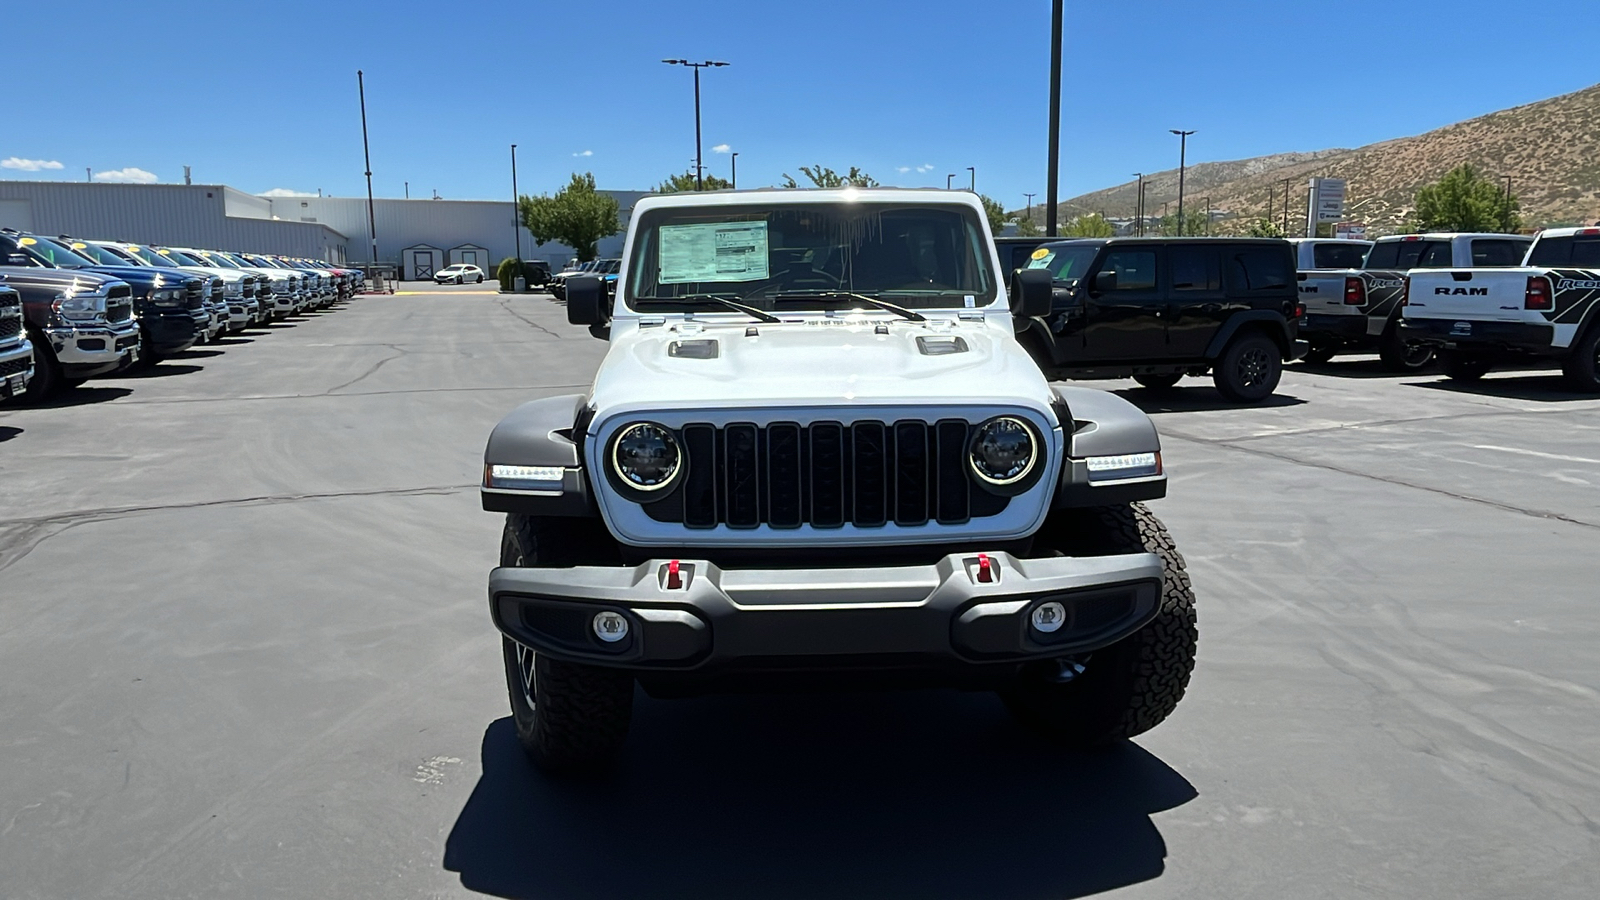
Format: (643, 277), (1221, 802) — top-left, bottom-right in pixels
(1303, 343), (1339, 365)
(1001, 503), (1198, 747)
(499, 514), (633, 772)
(1561, 327), (1600, 393)
(21, 331), (61, 401)
(1439, 348), (1494, 383)
(1133, 373), (1182, 391)
(1378, 323), (1435, 372)
(1212, 331), (1281, 403)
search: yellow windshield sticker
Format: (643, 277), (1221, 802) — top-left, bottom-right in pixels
(1030, 247), (1050, 260)
(71, 242), (87, 249)
(158, 249), (172, 255)
(19, 237), (36, 246)
(127, 245), (141, 251)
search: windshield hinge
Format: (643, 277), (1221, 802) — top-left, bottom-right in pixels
(956, 311), (985, 322)
(639, 316), (666, 328)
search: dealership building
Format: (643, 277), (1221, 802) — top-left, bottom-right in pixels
(0, 181), (646, 280)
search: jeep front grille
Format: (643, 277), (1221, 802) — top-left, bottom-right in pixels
(654, 419), (1008, 530)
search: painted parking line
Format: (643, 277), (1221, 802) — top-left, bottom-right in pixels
(391, 290), (501, 296)
(1472, 445), (1600, 466)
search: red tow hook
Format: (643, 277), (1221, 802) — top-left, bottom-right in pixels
(666, 559), (683, 590)
(976, 553), (994, 583)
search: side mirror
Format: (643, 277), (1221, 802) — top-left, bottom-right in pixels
(565, 275), (607, 328)
(1092, 269), (1118, 293)
(1010, 268), (1053, 320)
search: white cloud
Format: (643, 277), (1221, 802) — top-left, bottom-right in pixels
(572, 150), (594, 157)
(258, 188), (317, 198)
(915, 164), (935, 174)
(712, 144), (731, 153)
(1, 157), (65, 172)
(93, 167), (159, 184)
(896, 166), (911, 173)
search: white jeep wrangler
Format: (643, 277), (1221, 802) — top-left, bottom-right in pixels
(481, 188), (1198, 770)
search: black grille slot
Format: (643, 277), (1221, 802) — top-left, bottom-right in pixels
(663, 419), (1001, 530)
(725, 423), (760, 528)
(107, 298), (133, 323)
(0, 319), (19, 341)
(184, 283), (204, 310)
(0, 355), (30, 378)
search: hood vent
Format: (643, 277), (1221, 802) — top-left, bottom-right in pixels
(916, 335), (969, 356)
(668, 339), (719, 359)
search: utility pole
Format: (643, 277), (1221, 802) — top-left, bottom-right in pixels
(1170, 129), (1195, 236)
(731, 151), (738, 189)
(510, 144), (522, 284)
(1046, 0), (1063, 236)
(1132, 173), (1144, 236)
(357, 70), (378, 268)
(967, 167), (975, 192)
(1204, 196), (1211, 235)
(85, 167), (91, 183)
(662, 59), (729, 190)
(404, 182), (408, 199)
(1281, 177), (1291, 236)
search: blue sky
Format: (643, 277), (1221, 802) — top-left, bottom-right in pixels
(5, 0), (1598, 209)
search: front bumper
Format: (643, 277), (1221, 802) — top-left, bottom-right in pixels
(1401, 317), (1555, 352)
(1299, 312), (1369, 342)
(0, 337), (35, 398)
(142, 310), (201, 355)
(45, 319), (141, 376)
(489, 551), (1163, 673)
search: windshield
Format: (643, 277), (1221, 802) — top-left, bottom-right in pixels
(1026, 244), (1101, 281)
(193, 251), (241, 269)
(156, 248), (202, 266)
(19, 236), (98, 268)
(124, 245), (183, 267)
(625, 202), (996, 312)
(69, 241), (134, 266)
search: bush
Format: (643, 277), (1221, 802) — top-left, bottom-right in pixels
(496, 257), (523, 292)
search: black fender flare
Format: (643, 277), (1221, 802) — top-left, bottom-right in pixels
(1050, 385), (1167, 507)
(481, 393), (598, 517)
(1203, 311), (1293, 359)
(1015, 316), (1061, 366)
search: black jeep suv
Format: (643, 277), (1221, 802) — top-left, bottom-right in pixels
(1014, 238), (1305, 402)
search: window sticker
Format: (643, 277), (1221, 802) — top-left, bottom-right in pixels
(659, 221), (770, 284)
(1026, 250), (1054, 269)
(18, 237), (36, 246)
(1030, 247), (1051, 260)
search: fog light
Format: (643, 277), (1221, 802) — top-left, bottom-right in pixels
(592, 611), (629, 643)
(1031, 601), (1066, 633)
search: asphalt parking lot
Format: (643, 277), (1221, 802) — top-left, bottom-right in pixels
(2, 282), (1597, 900)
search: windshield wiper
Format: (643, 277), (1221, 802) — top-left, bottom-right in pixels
(769, 290), (926, 322)
(634, 293), (781, 324)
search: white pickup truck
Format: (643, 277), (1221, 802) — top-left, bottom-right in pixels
(1400, 226), (1600, 391)
(1295, 233), (1531, 370)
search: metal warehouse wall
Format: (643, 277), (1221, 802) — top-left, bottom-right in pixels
(0, 181), (348, 261)
(263, 192), (651, 277)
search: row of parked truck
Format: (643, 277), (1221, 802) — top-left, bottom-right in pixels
(0, 228), (367, 403)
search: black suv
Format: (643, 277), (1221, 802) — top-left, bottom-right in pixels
(1015, 238), (1305, 402)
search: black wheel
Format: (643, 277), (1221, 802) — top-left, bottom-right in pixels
(1378, 323), (1435, 372)
(1001, 503), (1198, 746)
(1212, 331), (1282, 402)
(1133, 373), (1182, 391)
(1562, 327), (1600, 393)
(1439, 348), (1493, 383)
(500, 514), (633, 772)
(21, 331), (62, 401)
(1303, 343), (1339, 365)
(476, 274), (484, 284)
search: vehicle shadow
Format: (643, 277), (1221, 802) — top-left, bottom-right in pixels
(1290, 357), (1433, 379)
(25, 386), (133, 408)
(0, 426), (21, 442)
(115, 363), (203, 379)
(1111, 386), (1307, 414)
(444, 690), (1195, 900)
(211, 335), (255, 346)
(1410, 373), (1600, 403)
(171, 349), (225, 360)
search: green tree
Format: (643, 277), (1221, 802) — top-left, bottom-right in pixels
(1064, 213), (1116, 238)
(1159, 210), (1211, 237)
(496, 256), (523, 292)
(1015, 212), (1041, 237)
(978, 195), (1007, 234)
(781, 165), (880, 188)
(519, 173), (620, 263)
(1413, 164), (1521, 233)
(656, 171), (733, 193)
(1246, 218), (1285, 238)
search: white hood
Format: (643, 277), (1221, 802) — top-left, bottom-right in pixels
(590, 312), (1058, 417)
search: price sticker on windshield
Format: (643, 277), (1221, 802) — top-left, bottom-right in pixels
(1030, 247), (1050, 260)
(19, 237), (36, 246)
(659, 222), (770, 284)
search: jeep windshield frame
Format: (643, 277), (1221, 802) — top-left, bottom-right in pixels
(624, 201), (997, 314)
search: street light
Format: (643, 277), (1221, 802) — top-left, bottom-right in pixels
(731, 151), (739, 189)
(1132, 173), (1144, 236)
(1203, 196), (1211, 235)
(662, 59), (730, 191)
(1046, 0), (1063, 236)
(510, 143), (523, 290)
(947, 173), (956, 190)
(1170, 129), (1195, 236)
(967, 167), (975, 192)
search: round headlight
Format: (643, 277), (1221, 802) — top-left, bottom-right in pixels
(968, 416), (1038, 486)
(611, 423), (682, 491)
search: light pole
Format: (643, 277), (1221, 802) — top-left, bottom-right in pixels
(404, 181), (409, 200)
(1046, 0), (1063, 236)
(1281, 177), (1292, 235)
(731, 151), (739, 189)
(662, 59), (729, 190)
(357, 70), (379, 267)
(1023, 192), (1035, 227)
(947, 173), (956, 190)
(967, 167), (975, 192)
(1132, 173), (1144, 236)
(1203, 196), (1211, 235)
(510, 144), (522, 289)
(1170, 129), (1194, 236)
